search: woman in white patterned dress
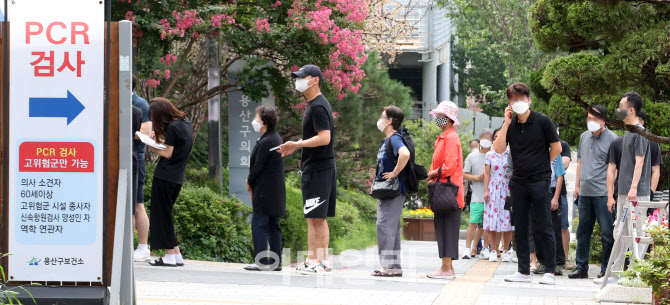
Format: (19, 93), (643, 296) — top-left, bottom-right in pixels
(483, 129), (514, 262)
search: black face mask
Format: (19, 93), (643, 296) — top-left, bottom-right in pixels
(616, 108), (630, 121)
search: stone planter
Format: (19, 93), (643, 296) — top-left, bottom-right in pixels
(402, 217), (436, 241)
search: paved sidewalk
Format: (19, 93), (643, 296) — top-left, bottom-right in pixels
(134, 159), (650, 305)
(134, 240), (627, 305)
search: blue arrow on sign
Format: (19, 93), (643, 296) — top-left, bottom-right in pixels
(29, 90), (85, 125)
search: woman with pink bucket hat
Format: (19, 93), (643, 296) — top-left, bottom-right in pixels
(426, 101), (465, 280)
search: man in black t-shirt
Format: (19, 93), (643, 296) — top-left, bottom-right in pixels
(494, 82), (562, 285)
(278, 65), (336, 275)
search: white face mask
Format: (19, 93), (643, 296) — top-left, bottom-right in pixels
(377, 118), (388, 133)
(295, 77), (313, 93)
(479, 139), (492, 149)
(251, 120), (262, 133)
(512, 100), (530, 115)
(587, 120), (602, 132)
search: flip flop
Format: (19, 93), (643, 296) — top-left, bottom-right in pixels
(244, 265), (262, 271)
(371, 269), (402, 277)
(149, 258), (177, 267)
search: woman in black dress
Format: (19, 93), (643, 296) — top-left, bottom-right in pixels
(146, 97), (194, 267)
(244, 106), (286, 271)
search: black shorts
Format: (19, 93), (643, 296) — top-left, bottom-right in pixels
(301, 167), (337, 218)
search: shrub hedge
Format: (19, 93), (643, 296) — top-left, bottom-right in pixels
(143, 166), (255, 263)
(143, 164), (379, 263)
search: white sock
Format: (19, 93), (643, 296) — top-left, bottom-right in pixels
(175, 254), (184, 264)
(163, 254), (176, 265)
(465, 247), (471, 254)
(138, 244), (149, 251)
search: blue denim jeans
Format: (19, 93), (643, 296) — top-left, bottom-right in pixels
(575, 196), (614, 272)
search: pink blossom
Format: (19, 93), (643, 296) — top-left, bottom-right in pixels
(160, 54), (178, 66)
(256, 18), (270, 33)
(164, 70), (171, 79)
(146, 79), (161, 88)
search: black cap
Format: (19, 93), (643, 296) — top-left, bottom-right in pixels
(291, 64), (322, 84)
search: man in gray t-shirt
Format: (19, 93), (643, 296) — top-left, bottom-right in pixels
(569, 105), (617, 279)
(618, 126), (652, 198)
(461, 129), (493, 259)
(608, 92), (652, 276)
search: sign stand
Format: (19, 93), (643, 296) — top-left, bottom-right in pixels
(0, 2), (134, 304)
(600, 200), (669, 289)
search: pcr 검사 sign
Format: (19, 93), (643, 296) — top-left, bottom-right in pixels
(7, 0), (105, 282)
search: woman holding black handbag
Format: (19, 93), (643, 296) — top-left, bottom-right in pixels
(426, 101), (464, 279)
(370, 106), (410, 277)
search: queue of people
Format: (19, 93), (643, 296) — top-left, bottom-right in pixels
(128, 66), (664, 284)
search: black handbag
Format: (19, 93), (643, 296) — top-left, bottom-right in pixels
(370, 177), (401, 200)
(428, 167), (460, 213)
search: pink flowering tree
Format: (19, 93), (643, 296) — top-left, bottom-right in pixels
(115, 1), (417, 190)
(114, 0), (368, 117)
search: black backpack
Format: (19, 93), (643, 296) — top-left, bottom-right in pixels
(385, 127), (428, 194)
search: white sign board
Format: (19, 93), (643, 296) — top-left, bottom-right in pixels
(8, 0), (104, 282)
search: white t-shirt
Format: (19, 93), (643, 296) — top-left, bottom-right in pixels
(464, 150), (486, 203)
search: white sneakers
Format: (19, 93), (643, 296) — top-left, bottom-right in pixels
(504, 272), (555, 284)
(133, 247), (151, 262)
(489, 251), (499, 262)
(462, 248), (472, 259)
(480, 248), (491, 260)
(505, 272), (532, 283)
(505, 272), (556, 285)
(501, 251), (511, 262)
(539, 273), (556, 285)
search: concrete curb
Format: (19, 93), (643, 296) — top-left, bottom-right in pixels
(595, 284), (652, 304)
(459, 229), (467, 240)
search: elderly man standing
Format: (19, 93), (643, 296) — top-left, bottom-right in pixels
(569, 105), (617, 279)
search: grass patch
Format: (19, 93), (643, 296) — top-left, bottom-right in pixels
(331, 220), (378, 254)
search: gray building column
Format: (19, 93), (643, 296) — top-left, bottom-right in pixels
(421, 51), (437, 121)
(437, 62), (450, 104)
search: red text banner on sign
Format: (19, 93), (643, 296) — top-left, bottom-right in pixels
(19, 142), (95, 173)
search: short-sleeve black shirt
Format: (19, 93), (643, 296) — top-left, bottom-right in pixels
(506, 111), (560, 183)
(606, 136), (623, 197)
(650, 141), (663, 167)
(301, 94), (335, 173)
(154, 118), (194, 184)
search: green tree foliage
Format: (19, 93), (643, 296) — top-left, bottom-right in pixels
(530, 0), (670, 145)
(333, 52), (414, 189)
(278, 52), (414, 190)
(442, 0), (554, 116)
